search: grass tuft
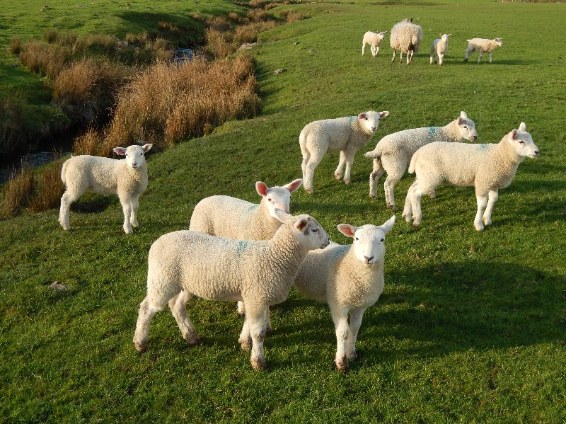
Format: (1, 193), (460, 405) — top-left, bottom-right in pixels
(1, 167), (35, 217)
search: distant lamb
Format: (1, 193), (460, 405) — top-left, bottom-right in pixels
(300, 110), (389, 194)
(364, 111), (478, 210)
(464, 37), (502, 63)
(133, 209), (330, 370)
(362, 31), (387, 57)
(430, 33), (451, 65)
(59, 143), (152, 234)
(403, 122), (539, 230)
(294, 216), (395, 372)
(390, 18), (423, 64)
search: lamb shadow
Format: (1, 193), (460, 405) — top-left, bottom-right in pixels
(71, 196), (114, 213)
(270, 260), (563, 368)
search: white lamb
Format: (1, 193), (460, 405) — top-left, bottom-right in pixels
(362, 31), (387, 57)
(294, 216), (395, 372)
(464, 37), (502, 63)
(59, 143), (153, 234)
(133, 209), (330, 370)
(430, 33), (451, 65)
(364, 111), (478, 210)
(300, 110), (389, 194)
(403, 122), (539, 231)
(189, 178), (303, 326)
(390, 18), (423, 64)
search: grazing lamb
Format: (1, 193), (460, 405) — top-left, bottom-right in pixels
(189, 178), (303, 324)
(294, 216), (395, 372)
(464, 37), (502, 63)
(365, 111), (478, 210)
(362, 31), (387, 57)
(390, 18), (423, 64)
(430, 33), (451, 65)
(300, 110), (389, 194)
(133, 209), (330, 370)
(403, 122), (539, 231)
(59, 143), (153, 234)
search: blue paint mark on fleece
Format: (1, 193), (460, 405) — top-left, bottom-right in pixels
(427, 127), (438, 137)
(235, 240), (251, 256)
(476, 144), (489, 151)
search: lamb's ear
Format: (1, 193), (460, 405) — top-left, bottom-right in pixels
(518, 122), (527, 132)
(379, 111), (389, 118)
(358, 112), (367, 120)
(511, 129), (518, 140)
(285, 179), (303, 193)
(142, 143), (153, 153)
(256, 181), (269, 197)
(113, 147), (127, 156)
(460, 111), (468, 119)
(337, 224), (356, 238)
(295, 217), (309, 232)
(380, 215), (396, 234)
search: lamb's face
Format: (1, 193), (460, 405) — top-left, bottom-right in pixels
(265, 186), (292, 215)
(359, 111), (389, 134)
(113, 143), (152, 169)
(509, 123), (539, 159)
(457, 115), (478, 141)
(337, 216), (395, 266)
(294, 215), (330, 250)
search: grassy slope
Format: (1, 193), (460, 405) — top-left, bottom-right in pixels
(1, 0), (565, 422)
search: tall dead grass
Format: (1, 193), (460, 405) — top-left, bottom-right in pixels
(1, 168), (35, 217)
(18, 40), (71, 79)
(29, 160), (65, 213)
(106, 55), (261, 149)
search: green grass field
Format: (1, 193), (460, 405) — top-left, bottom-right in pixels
(1, 0), (565, 421)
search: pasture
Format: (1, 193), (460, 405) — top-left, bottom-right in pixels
(1, 0), (565, 421)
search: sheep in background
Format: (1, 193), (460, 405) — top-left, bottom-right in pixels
(59, 143), (153, 234)
(430, 33), (451, 65)
(362, 31), (387, 57)
(133, 209), (330, 370)
(390, 18), (423, 64)
(300, 110), (389, 194)
(464, 37), (503, 63)
(403, 122), (539, 230)
(294, 216), (395, 372)
(365, 111), (478, 210)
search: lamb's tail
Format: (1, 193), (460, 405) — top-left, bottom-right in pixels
(60, 159), (69, 186)
(408, 153), (417, 174)
(364, 145), (382, 159)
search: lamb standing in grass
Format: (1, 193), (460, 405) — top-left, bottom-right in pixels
(430, 33), (451, 65)
(189, 178), (303, 324)
(300, 110), (389, 194)
(364, 111), (478, 210)
(362, 31), (387, 57)
(403, 122), (539, 231)
(133, 209), (330, 370)
(59, 143), (152, 234)
(464, 37), (502, 63)
(390, 18), (423, 64)
(294, 216), (395, 372)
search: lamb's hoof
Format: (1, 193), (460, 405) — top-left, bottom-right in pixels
(131, 222), (139, 228)
(343, 179), (351, 185)
(335, 357), (348, 373)
(186, 335), (201, 346)
(134, 341), (147, 353)
(347, 351), (358, 362)
(251, 357), (267, 371)
(124, 227), (133, 235)
(334, 174), (342, 181)
(305, 188), (314, 194)
(475, 225), (485, 232)
(239, 339), (251, 352)
(387, 204), (396, 211)
(402, 213), (411, 223)
(412, 223), (421, 230)
(369, 193), (376, 199)
(265, 326), (273, 336)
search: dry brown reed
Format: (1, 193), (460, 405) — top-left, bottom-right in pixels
(1, 167), (35, 217)
(29, 160), (65, 213)
(71, 128), (112, 157)
(18, 40), (71, 79)
(234, 21), (277, 44)
(9, 37), (21, 55)
(205, 28), (236, 58)
(106, 55), (261, 149)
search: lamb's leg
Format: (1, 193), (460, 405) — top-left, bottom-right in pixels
(168, 290), (200, 346)
(382, 157), (407, 210)
(59, 191), (77, 231)
(391, 49), (396, 62)
(410, 183), (425, 227)
(330, 306), (349, 372)
(488, 52), (493, 64)
(237, 300), (246, 316)
(369, 158), (385, 198)
(237, 302), (273, 334)
(402, 182), (416, 222)
(119, 193), (133, 234)
(482, 190), (498, 227)
(341, 149), (356, 185)
(438, 53), (444, 65)
(133, 298), (163, 352)
(129, 195), (140, 228)
(474, 193), (489, 231)
(244, 304), (268, 370)
(346, 308), (366, 362)
(399, 51), (404, 63)
(361, 42), (365, 56)
(334, 151), (346, 181)
(478, 50), (483, 63)
(304, 151), (324, 194)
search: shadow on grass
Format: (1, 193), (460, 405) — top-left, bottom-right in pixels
(270, 260), (563, 369)
(71, 196), (114, 213)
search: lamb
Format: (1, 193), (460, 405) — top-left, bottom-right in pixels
(402, 122), (539, 231)
(362, 31), (387, 57)
(133, 209), (330, 370)
(430, 33), (451, 65)
(294, 216), (395, 372)
(189, 178), (303, 325)
(300, 110), (389, 194)
(390, 18), (423, 64)
(464, 37), (502, 63)
(59, 143), (153, 234)
(364, 111), (478, 210)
